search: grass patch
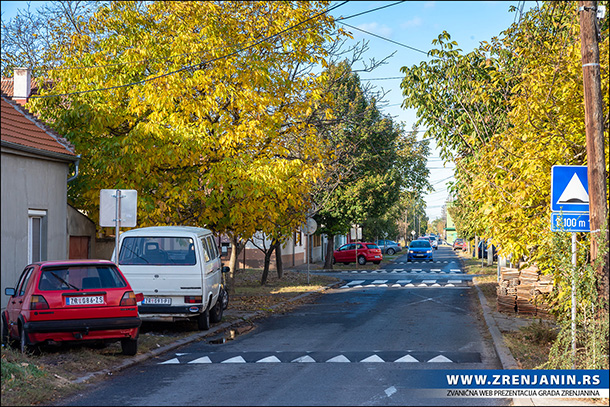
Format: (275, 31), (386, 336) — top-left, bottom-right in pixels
(230, 268), (340, 312)
(503, 320), (557, 369)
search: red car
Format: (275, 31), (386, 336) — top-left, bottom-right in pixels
(2, 260), (142, 355)
(333, 242), (383, 265)
(453, 238), (467, 251)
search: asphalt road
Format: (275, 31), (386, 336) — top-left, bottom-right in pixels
(57, 245), (510, 406)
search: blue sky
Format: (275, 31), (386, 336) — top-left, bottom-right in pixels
(1, 1), (535, 222)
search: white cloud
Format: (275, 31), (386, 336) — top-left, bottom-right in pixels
(401, 17), (423, 29)
(355, 22), (393, 38)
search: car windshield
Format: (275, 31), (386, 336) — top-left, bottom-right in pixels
(119, 236), (196, 265)
(39, 265), (127, 291)
(410, 241), (431, 248)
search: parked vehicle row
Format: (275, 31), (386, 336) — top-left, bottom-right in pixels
(3, 226), (230, 355)
(374, 239), (402, 255)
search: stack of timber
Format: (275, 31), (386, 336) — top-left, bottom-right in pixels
(496, 266), (554, 317)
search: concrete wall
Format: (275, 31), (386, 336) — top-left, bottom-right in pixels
(1, 149), (69, 309)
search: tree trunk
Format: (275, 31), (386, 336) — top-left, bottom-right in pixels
(228, 236), (245, 294)
(323, 234), (335, 269)
(276, 244), (283, 279)
(260, 240), (280, 285)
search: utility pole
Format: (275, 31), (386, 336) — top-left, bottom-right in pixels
(579, 1), (609, 306)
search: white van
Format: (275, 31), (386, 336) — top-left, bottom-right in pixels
(111, 226), (228, 330)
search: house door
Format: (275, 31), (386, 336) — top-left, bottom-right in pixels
(69, 236), (90, 259)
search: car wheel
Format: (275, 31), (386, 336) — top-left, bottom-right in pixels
(197, 309), (211, 330)
(357, 256), (366, 265)
(222, 287), (229, 310)
(19, 324), (37, 355)
(387, 248), (395, 255)
(210, 291), (224, 323)
(121, 337), (138, 356)
(2, 313), (11, 345)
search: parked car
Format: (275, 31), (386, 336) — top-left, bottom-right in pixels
(112, 226), (229, 330)
(333, 242), (383, 265)
(375, 239), (402, 255)
(428, 236), (438, 250)
(452, 238), (466, 250)
(2, 260), (142, 355)
(407, 240), (434, 262)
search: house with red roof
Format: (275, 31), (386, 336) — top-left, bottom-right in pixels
(0, 68), (97, 310)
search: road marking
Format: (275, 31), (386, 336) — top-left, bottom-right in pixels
(450, 269), (460, 272)
(395, 355), (419, 363)
(447, 280), (463, 284)
(371, 280), (388, 284)
(160, 358), (180, 364)
(385, 386), (397, 397)
(326, 355), (351, 363)
(256, 356), (281, 363)
(361, 355), (385, 363)
(221, 356), (247, 363)
(188, 356), (212, 364)
(427, 355), (453, 363)
(347, 280), (365, 285)
(292, 355), (316, 363)
(431, 269), (441, 272)
(397, 280), (412, 284)
(422, 280), (437, 284)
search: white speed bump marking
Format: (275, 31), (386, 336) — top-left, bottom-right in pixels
(221, 356), (247, 363)
(291, 355), (316, 363)
(360, 355), (385, 363)
(256, 356), (281, 363)
(189, 356), (212, 364)
(326, 355), (351, 363)
(427, 355), (453, 363)
(160, 358), (180, 364)
(395, 355), (419, 363)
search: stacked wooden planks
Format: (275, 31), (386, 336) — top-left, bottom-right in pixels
(497, 266), (553, 317)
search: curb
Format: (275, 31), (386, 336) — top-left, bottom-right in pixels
(70, 281), (339, 385)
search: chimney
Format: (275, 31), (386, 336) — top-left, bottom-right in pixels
(14, 67), (31, 106)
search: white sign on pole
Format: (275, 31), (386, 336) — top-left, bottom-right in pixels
(302, 217), (317, 235)
(100, 189), (138, 227)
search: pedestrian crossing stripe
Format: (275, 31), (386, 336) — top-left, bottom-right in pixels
(340, 269), (462, 274)
(338, 279), (464, 289)
(158, 351), (482, 365)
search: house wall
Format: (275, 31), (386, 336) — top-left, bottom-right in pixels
(67, 204), (97, 258)
(1, 150), (69, 309)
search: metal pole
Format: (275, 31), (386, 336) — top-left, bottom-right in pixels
(114, 189), (120, 262)
(571, 232), (577, 369)
(307, 233), (310, 285)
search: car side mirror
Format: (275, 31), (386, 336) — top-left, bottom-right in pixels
(221, 266), (230, 274)
(5, 287), (15, 296)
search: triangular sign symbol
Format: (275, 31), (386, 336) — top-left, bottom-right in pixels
(557, 174), (589, 204)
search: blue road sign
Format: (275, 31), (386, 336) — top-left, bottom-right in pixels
(551, 166), (589, 213)
(550, 213), (590, 232)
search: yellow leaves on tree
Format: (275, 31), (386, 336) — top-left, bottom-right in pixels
(30, 1), (345, 241)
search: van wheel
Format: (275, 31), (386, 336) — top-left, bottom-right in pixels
(121, 337), (138, 356)
(210, 291), (224, 323)
(197, 309), (210, 330)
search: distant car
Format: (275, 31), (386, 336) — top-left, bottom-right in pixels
(407, 240), (434, 262)
(453, 239), (466, 251)
(417, 236), (432, 244)
(375, 239), (402, 255)
(428, 236), (438, 250)
(2, 260), (142, 355)
(333, 242), (383, 265)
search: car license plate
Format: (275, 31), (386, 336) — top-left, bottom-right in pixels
(143, 297), (171, 305)
(374, 255), (380, 258)
(66, 296), (104, 305)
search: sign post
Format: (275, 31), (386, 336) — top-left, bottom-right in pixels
(550, 165), (590, 368)
(100, 189), (137, 262)
(302, 217), (317, 284)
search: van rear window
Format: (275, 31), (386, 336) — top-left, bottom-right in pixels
(119, 237), (196, 265)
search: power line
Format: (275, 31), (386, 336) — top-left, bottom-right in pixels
(337, 21), (429, 55)
(27, 2), (349, 99)
(45, 1), (407, 73)
(335, 1), (406, 22)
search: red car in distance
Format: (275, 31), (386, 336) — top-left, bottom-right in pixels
(453, 238), (467, 251)
(333, 242), (383, 265)
(2, 260), (142, 355)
